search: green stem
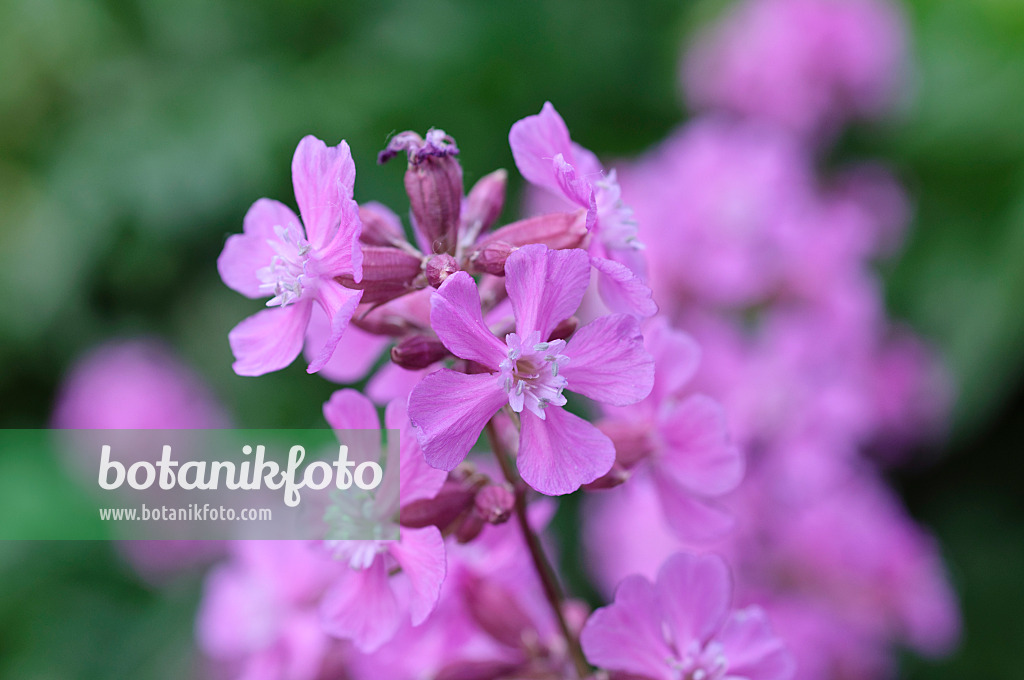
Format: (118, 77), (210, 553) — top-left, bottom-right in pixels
(485, 419), (591, 679)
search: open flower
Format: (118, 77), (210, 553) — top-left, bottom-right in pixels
(408, 244), (654, 495)
(317, 389), (448, 653)
(581, 552), (795, 680)
(510, 102), (656, 317)
(217, 136), (364, 376)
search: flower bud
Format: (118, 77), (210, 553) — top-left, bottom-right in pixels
(358, 202), (406, 247)
(583, 461), (631, 490)
(425, 253), (459, 288)
(460, 169), (507, 244)
(454, 511), (485, 543)
(597, 420), (655, 469)
(463, 573), (535, 649)
(379, 129), (463, 255)
(473, 483), (515, 524)
(468, 240), (516, 276)
(399, 479), (476, 529)
(472, 211), (588, 257)
(337, 246), (423, 305)
(547, 316), (579, 342)
(391, 334), (449, 370)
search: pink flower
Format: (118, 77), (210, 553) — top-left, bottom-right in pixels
(596, 319), (744, 542)
(196, 540), (339, 680)
(217, 136), (364, 376)
(581, 552), (795, 680)
(317, 389), (448, 653)
(510, 102), (657, 317)
(408, 244), (655, 495)
(683, 0), (909, 139)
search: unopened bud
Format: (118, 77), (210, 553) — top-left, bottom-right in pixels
(391, 334), (449, 370)
(461, 169), (507, 243)
(597, 420), (654, 468)
(583, 461), (631, 490)
(547, 316), (579, 342)
(454, 511), (485, 543)
(400, 479), (476, 529)
(379, 129), (463, 255)
(473, 484), (515, 524)
(463, 574), (535, 649)
(337, 246), (423, 305)
(359, 202), (406, 247)
(425, 253), (459, 288)
(473, 211), (588, 257)
(468, 240), (516, 276)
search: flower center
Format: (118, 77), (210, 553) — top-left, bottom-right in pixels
(257, 223), (313, 307)
(669, 640), (729, 680)
(499, 331), (569, 419)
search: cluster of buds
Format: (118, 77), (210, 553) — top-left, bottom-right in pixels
(400, 464), (515, 543)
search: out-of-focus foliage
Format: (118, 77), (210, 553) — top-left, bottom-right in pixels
(0, 0), (1021, 678)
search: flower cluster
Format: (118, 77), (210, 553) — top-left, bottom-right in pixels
(44, 1), (956, 677)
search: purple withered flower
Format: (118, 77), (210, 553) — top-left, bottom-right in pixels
(217, 136), (364, 376)
(408, 244), (655, 496)
(581, 552), (795, 680)
(317, 389), (448, 653)
(509, 102), (657, 317)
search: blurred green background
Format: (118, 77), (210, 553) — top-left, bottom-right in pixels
(1, 0), (1022, 677)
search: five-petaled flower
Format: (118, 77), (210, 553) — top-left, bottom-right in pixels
(217, 136), (364, 376)
(581, 552), (795, 680)
(408, 243), (655, 496)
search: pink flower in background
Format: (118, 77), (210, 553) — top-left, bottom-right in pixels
(196, 540), (340, 680)
(52, 339), (229, 430)
(510, 102), (657, 317)
(218, 136), (364, 376)
(409, 244), (654, 495)
(581, 552), (794, 680)
(595, 319), (744, 542)
(318, 389), (447, 652)
(51, 339), (229, 579)
(617, 119), (816, 309)
(684, 0), (909, 138)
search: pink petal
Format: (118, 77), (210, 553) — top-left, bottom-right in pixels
(509, 101), (576, 193)
(553, 153), (596, 212)
(306, 308), (388, 384)
(430, 272), (507, 369)
(653, 474), (736, 543)
(505, 244), (591, 339)
(323, 389), (381, 431)
(229, 302), (312, 377)
(580, 575), (675, 680)
(307, 279), (363, 374)
(657, 395), (744, 496)
(645, 319), (701, 402)
(291, 136), (359, 252)
(717, 607), (795, 680)
(656, 552), (732, 648)
(590, 256), (658, 319)
(518, 407), (615, 495)
(562, 314), (654, 406)
(219, 199), (301, 298)
(408, 369), (507, 471)
(388, 525), (447, 625)
(320, 558), (401, 653)
(385, 398), (446, 505)
(367, 363), (431, 404)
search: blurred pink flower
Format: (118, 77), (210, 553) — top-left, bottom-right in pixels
(684, 0), (909, 138)
(581, 552), (794, 680)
